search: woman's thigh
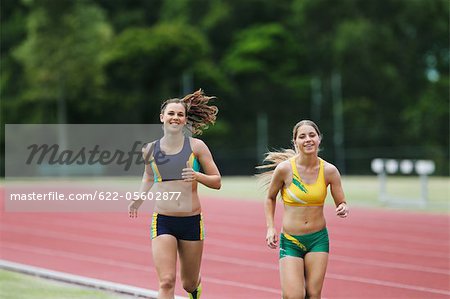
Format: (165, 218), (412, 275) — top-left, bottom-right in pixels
(152, 234), (178, 280)
(304, 252), (328, 295)
(280, 256), (305, 299)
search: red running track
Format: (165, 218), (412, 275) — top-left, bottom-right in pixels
(1, 192), (449, 298)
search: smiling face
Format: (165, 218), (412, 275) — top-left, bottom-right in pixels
(293, 124), (321, 155)
(160, 102), (187, 133)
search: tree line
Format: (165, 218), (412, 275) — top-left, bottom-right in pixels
(1, 0), (449, 175)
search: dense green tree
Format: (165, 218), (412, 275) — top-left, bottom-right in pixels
(96, 0), (163, 31)
(12, 0), (112, 123)
(1, 0), (448, 175)
(101, 23), (219, 123)
(222, 23), (308, 150)
(1, 0), (30, 175)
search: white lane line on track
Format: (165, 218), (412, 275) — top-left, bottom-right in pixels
(208, 226), (450, 249)
(0, 260), (172, 299)
(326, 273), (450, 296)
(3, 242), (449, 297)
(1, 243), (279, 295)
(201, 277), (280, 294)
(331, 240), (450, 259)
(3, 213), (449, 255)
(210, 236), (449, 260)
(4, 210), (449, 246)
(2, 224), (449, 275)
(207, 213), (450, 235)
(331, 255), (450, 275)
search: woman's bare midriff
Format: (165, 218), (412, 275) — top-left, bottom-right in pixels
(282, 205), (326, 235)
(152, 180), (201, 216)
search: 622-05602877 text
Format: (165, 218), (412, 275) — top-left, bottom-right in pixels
(8, 191), (182, 201)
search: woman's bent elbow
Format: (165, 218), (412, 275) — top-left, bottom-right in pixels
(215, 180), (222, 190)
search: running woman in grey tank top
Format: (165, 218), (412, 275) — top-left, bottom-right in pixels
(128, 89), (221, 299)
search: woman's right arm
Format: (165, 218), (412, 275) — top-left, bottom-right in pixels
(128, 143), (155, 218)
(265, 163), (286, 249)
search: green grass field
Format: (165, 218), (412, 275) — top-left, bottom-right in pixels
(199, 175), (450, 213)
(0, 270), (131, 299)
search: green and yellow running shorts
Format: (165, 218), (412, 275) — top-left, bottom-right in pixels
(279, 227), (329, 259)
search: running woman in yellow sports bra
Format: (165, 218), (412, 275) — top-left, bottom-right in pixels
(259, 120), (348, 299)
(128, 89), (221, 299)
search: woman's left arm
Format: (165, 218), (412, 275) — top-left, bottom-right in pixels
(182, 139), (221, 189)
(326, 163), (349, 218)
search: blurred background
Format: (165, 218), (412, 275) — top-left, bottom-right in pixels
(1, 0), (449, 176)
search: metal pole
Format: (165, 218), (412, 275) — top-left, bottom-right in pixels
(58, 77), (68, 176)
(181, 71), (193, 96)
(311, 77), (322, 123)
(257, 112), (268, 161)
(419, 174), (428, 207)
(331, 71), (345, 174)
(379, 172), (387, 202)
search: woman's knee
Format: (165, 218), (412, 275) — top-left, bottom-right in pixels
(159, 274), (176, 290)
(305, 286), (322, 299)
(282, 289), (305, 299)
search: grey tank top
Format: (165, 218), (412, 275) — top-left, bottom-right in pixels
(152, 136), (193, 181)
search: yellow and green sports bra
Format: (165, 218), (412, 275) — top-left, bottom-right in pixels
(281, 158), (327, 206)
